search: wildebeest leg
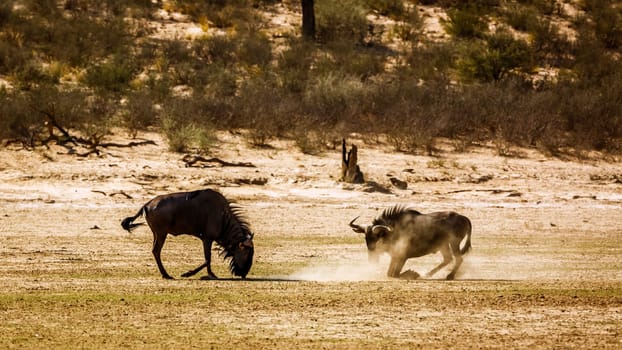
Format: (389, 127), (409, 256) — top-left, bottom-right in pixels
(200, 239), (218, 280)
(446, 241), (463, 280)
(387, 257), (406, 278)
(426, 245), (452, 278)
(181, 262), (207, 278)
(152, 231), (173, 279)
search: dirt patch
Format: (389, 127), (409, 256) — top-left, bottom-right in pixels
(0, 130), (621, 348)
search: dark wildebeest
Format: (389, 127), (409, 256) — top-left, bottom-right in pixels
(121, 189), (254, 280)
(349, 206), (472, 280)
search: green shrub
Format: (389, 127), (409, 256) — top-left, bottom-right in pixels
(392, 6), (424, 45)
(365, 0), (404, 18)
(315, 40), (386, 80)
(316, 0), (369, 44)
(0, 1), (12, 27)
(593, 6), (622, 49)
(292, 128), (330, 155)
(504, 4), (538, 31)
(303, 72), (367, 126)
(443, 5), (488, 39)
(193, 35), (238, 66)
(162, 39), (192, 65)
(124, 90), (157, 137)
(0, 91), (39, 145)
(529, 18), (572, 67)
(517, 0), (555, 15)
(235, 75), (283, 146)
(160, 106), (216, 153)
(404, 42), (455, 81)
(572, 24), (618, 85)
(237, 32), (273, 68)
(457, 29), (533, 82)
(277, 38), (315, 93)
(83, 54), (136, 92)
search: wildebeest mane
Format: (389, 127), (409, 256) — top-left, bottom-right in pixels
(216, 202), (254, 275)
(372, 205), (421, 227)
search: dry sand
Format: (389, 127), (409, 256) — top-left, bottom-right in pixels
(0, 130), (621, 348)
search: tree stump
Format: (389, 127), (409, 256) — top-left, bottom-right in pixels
(340, 139), (364, 184)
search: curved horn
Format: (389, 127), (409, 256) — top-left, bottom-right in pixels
(349, 216), (367, 233)
(371, 225), (393, 235)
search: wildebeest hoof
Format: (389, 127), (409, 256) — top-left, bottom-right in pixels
(446, 274), (455, 280)
(162, 275), (174, 280)
(400, 270), (420, 280)
(200, 274), (218, 280)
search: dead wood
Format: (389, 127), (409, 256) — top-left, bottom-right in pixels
(109, 191), (133, 199)
(91, 190), (133, 199)
(340, 139), (364, 184)
(182, 154), (255, 168)
(445, 189), (519, 195)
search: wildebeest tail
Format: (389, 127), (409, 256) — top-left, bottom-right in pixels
(121, 206), (146, 232)
(460, 217), (472, 255)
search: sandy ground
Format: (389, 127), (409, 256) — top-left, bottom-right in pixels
(1, 130), (621, 348)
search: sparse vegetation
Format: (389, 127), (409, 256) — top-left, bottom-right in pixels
(0, 0), (620, 155)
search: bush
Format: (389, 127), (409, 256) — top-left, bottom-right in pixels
(124, 90), (157, 137)
(193, 35), (238, 66)
(517, 0), (556, 15)
(0, 91), (39, 145)
(277, 38), (315, 93)
(457, 29), (533, 82)
(237, 31), (273, 68)
(302, 72), (367, 126)
(404, 42), (455, 81)
(235, 75), (284, 146)
(316, 0), (369, 44)
(392, 6), (424, 45)
(162, 39), (192, 66)
(315, 40), (386, 80)
(504, 4), (538, 31)
(365, 0), (404, 18)
(83, 54), (136, 92)
(592, 6), (622, 49)
(443, 5), (488, 39)
(529, 18), (572, 67)
(160, 98), (216, 153)
(0, 1), (12, 27)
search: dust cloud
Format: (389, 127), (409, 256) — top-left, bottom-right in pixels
(285, 253), (527, 282)
(288, 262), (386, 282)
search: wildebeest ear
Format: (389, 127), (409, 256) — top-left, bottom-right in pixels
(371, 225), (392, 237)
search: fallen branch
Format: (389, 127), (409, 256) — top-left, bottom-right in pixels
(445, 189), (517, 194)
(99, 140), (157, 148)
(109, 191), (133, 199)
(182, 154), (255, 168)
(91, 190), (133, 199)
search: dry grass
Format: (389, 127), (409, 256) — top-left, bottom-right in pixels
(0, 131), (621, 348)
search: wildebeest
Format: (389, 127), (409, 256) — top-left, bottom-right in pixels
(121, 189), (254, 279)
(349, 206), (472, 280)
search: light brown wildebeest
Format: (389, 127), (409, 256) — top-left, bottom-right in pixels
(349, 206), (472, 280)
(121, 189), (254, 279)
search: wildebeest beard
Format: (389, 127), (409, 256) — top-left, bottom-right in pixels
(218, 207), (254, 278)
(227, 245), (254, 278)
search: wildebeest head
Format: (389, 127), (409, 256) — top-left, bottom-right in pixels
(220, 206), (255, 279)
(226, 234), (254, 279)
(349, 216), (393, 264)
